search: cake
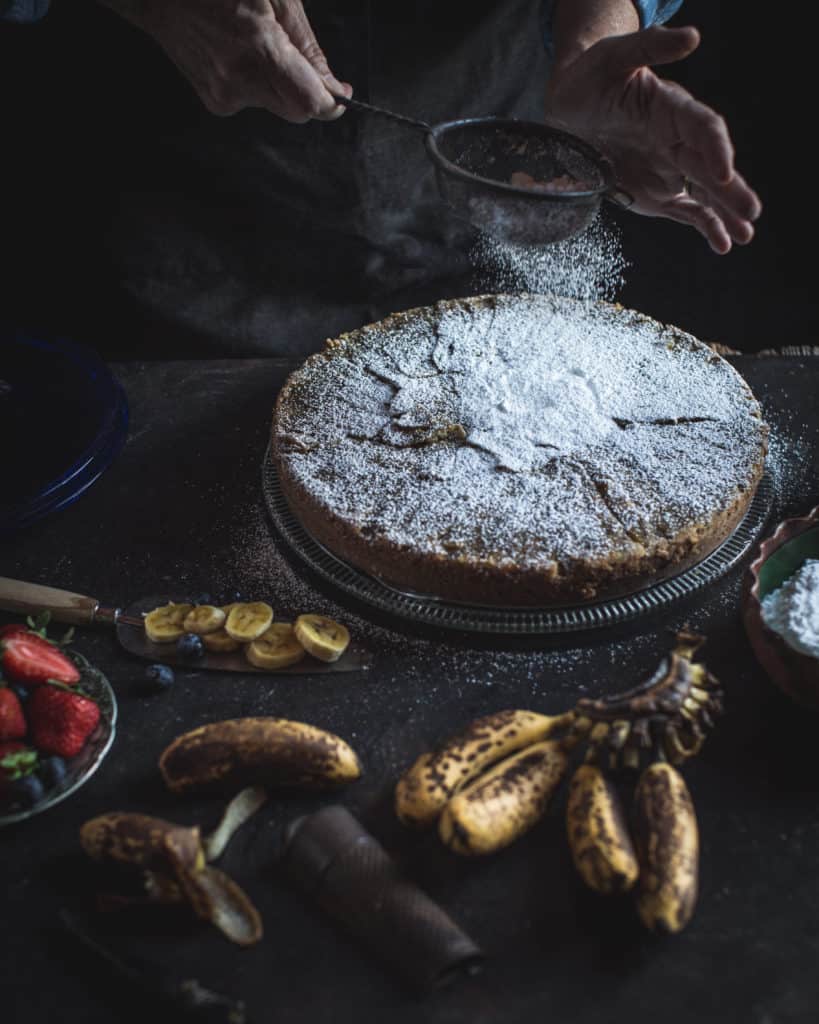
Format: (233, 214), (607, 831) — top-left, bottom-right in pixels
(271, 294), (768, 606)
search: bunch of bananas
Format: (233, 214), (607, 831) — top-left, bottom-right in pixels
(144, 600), (351, 667)
(395, 630), (720, 934)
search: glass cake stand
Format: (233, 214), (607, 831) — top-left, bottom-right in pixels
(262, 445), (774, 635)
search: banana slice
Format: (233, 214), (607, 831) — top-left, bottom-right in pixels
(183, 605), (227, 636)
(293, 614), (350, 663)
(144, 603), (194, 644)
(202, 630), (243, 653)
(246, 623), (306, 670)
(225, 602), (274, 642)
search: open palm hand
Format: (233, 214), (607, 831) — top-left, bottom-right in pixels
(544, 26), (762, 253)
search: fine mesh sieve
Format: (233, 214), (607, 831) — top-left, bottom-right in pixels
(333, 95), (631, 246)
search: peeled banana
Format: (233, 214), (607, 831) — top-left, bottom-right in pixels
(438, 739), (568, 856)
(183, 605), (227, 635)
(224, 602), (274, 642)
(293, 614), (350, 662)
(246, 623), (306, 669)
(159, 717), (362, 795)
(79, 812), (262, 945)
(395, 709), (573, 828)
(566, 764), (638, 894)
(144, 603), (194, 643)
(633, 761), (699, 934)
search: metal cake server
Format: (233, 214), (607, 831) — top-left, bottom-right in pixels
(0, 577), (371, 674)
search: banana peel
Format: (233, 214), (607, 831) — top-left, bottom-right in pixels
(80, 812), (262, 946)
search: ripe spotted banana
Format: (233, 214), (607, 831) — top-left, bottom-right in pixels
(159, 717), (362, 795)
(224, 602), (274, 642)
(143, 603), (194, 643)
(566, 764), (638, 894)
(633, 761), (699, 934)
(246, 623), (306, 669)
(293, 614), (350, 662)
(395, 709), (573, 828)
(438, 739), (568, 855)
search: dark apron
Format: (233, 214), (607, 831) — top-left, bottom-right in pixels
(5, 0), (551, 356)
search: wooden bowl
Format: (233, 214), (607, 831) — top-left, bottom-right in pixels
(742, 504), (819, 709)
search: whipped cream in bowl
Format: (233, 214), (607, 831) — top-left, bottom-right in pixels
(743, 506), (819, 708)
(761, 559), (819, 659)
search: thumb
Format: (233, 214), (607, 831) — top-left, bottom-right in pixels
(275, 1), (352, 99)
(598, 24), (700, 74)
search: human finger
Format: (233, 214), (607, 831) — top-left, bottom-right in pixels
(597, 24), (700, 75)
(652, 77), (734, 186)
(273, 0), (351, 116)
(687, 183), (756, 245)
(256, 22), (341, 122)
(672, 145), (762, 228)
(661, 194), (733, 254)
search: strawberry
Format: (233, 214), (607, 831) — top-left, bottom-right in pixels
(0, 687), (26, 740)
(0, 624), (31, 640)
(1, 632), (80, 687)
(28, 683), (100, 758)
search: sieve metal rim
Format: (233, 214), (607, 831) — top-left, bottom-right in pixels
(424, 117), (616, 204)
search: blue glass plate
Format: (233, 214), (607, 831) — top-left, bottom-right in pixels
(0, 332), (128, 535)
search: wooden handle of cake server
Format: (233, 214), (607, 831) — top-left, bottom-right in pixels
(0, 577), (100, 626)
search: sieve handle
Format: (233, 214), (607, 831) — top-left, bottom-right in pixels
(331, 93), (432, 134)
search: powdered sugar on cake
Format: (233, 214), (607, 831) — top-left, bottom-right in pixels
(274, 294), (766, 568)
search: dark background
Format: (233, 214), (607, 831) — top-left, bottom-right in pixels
(0, 1), (809, 354)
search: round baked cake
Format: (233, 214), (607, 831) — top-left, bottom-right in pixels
(272, 294), (768, 606)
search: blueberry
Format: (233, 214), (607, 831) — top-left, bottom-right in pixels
(144, 663), (176, 690)
(191, 592), (212, 606)
(227, 590), (246, 605)
(8, 774), (45, 808)
(39, 755), (68, 789)
(176, 634), (205, 660)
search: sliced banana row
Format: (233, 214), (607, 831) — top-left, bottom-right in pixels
(143, 601), (351, 669)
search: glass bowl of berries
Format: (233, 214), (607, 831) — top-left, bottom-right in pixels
(0, 615), (117, 825)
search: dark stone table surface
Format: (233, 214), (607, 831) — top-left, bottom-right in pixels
(2, 355), (818, 1024)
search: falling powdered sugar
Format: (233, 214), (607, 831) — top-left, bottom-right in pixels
(469, 211), (628, 302)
